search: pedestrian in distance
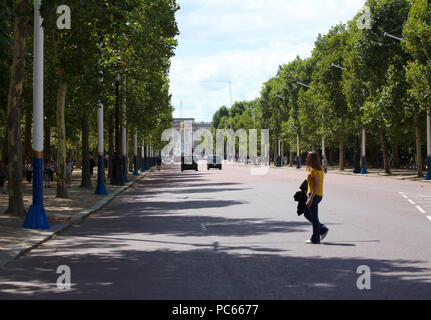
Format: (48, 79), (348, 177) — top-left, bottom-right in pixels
(25, 157), (33, 183)
(322, 155), (328, 174)
(89, 157), (95, 176)
(303, 151), (329, 244)
(156, 155), (162, 171)
(66, 158), (74, 188)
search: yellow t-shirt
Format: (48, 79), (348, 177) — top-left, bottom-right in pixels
(307, 168), (324, 196)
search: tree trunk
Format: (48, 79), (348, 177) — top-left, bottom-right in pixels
(2, 130), (8, 161)
(339, 135), (344, 171)
(24, 104), (32, 161)
(5, 0), (29, 216)
(328, 148), (334, 166)
(108, 109), (114, 179)
(128, 128), (133, 172)
(81, 112), (92, 189)
(56, 69), (68, 198)
(379, 130), (391, 175)
(413, 111), (423, 176)
(75, 143), (81, 168)
(289, 151), (294, 167)
(392, 141), (400, 169)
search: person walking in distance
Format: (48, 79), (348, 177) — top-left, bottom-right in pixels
(66, 159), (74, 188)
(304, 151), (329, 244)
(322, 155), (328, 174)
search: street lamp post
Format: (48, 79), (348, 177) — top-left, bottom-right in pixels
(95, 101), (108, 195)
(426, 107), (431, 180)
(296, 134), (301, 169)
(122, 78), (128, 183)
(274, 96), (285, 168)
(95, 69), (108, 195)
(361, 127), (368, 174)
(110, 73), (124, 186)
(141, 139), (145, 172)
(24, 0), (49, 229)
(133, 130), (139, 176)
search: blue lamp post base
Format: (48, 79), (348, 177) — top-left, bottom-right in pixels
(95, 156), (108, 195)
(296, 157), (301, 169)
(426, 157), (431, 180)
(24, 204), (50, 229)
(23, 157), (50, 230)
(133, 156), (139, 176)
(141, 158), (145, 172)
(361, 156), (368, 175)
(277, 156), (281, 167)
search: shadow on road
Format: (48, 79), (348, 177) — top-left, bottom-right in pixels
(0, 242), (430, 299)
(1, 165), (430, 300)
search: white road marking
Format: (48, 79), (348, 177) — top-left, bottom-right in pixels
(399, 192), (430, 221)
(201, 223), (207, 231)
(416, 206), (426, 214)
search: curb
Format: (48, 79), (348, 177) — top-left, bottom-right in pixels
(0, 170), (152, 269)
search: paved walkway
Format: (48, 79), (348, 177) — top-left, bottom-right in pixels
(0, 168), (151, 268)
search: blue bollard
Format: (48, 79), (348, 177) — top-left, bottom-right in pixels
(122, 156), (128, 183)
(133, 155), (139, 176)
(95, 155), (108, 195)
(426, 157), (431, 181)
(141, 158), (145, 173)
(361, 156), (368, 175)
(23, 157), (50, 229)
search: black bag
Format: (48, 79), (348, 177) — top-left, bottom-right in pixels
(299, 180), (308, 193)
(294, 180), (308, 216)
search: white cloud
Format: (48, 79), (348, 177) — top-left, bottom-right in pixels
(169, 0), (366, 122)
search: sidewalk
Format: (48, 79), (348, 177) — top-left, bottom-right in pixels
(0, 168), (152, 268)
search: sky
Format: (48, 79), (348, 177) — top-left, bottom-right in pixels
(169, 0), (367, 122)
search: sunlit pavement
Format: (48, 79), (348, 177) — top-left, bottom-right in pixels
(0, 163), (431, 299)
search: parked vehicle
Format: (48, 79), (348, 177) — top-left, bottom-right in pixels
(181, 155), (198, 172)
(207, 155), (222, 170)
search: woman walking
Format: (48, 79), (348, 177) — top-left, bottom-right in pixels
(304, 151), (329, 244)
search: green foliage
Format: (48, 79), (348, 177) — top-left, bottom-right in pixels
(209, 0), (429, 167)
(403, 0), (431, 110)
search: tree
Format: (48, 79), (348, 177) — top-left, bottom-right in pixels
(345, 0), (412, 174)
(403, 0), (431, 175)
(5, 0), (29, 216)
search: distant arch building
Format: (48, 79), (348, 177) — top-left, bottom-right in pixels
(172, 118), (212, 132)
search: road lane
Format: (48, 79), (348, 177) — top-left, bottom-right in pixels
(0, 163), (430, 299)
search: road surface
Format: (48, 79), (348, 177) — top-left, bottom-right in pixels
(1, 163), (431, 299)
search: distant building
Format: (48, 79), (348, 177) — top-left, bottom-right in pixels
(172, 118), (212, 132)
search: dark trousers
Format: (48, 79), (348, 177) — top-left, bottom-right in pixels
(303, 195), (328, 243)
